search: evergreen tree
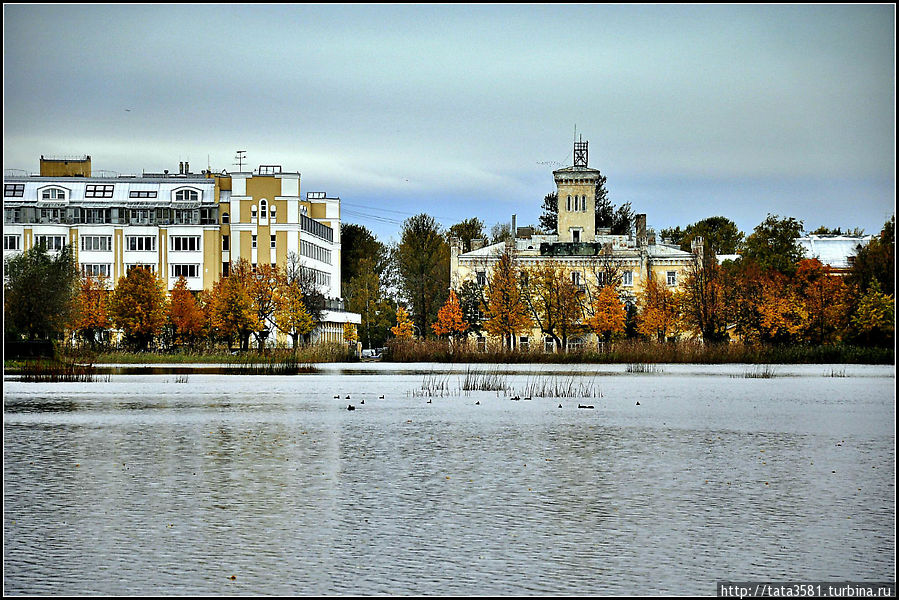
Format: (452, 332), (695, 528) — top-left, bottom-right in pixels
(4, 243), (79, 341)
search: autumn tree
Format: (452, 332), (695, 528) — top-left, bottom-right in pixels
(391, 305), (415, 339)
(849, 279), (894, 347)
(246, 263), (282, 350)
(273, 275), (315, 349)
(109, 266), (168, 351)
(756, 270), (808, 344)
(168, 275), (205, 348)
(343, 322), (358, 345)
(846, 216), (894, 296)
(482, 246), (532, 349)
(680, 253), (729, 343)
(794, 258), (848, 344)
(4, 243), (79, 341)
(72, 273), (112, 347)
(637, 273), (682, 342)
(207, 261), (258, 351)
(521, 260), (585, 351)
(431, 289), (470, 343)
(286, 251), (327, 343)
(585, 284), (626, 345)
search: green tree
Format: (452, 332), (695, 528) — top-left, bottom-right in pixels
(109, 266), (168, 351)
(741, 214), (805, 275)
(846, 216), (894, 296)
(4, 244), (79, 341)
(396, 213), (450, 338)
(448, 218), (486, 253)
(538, 192), (558, 233)
(344, 257), (396, 349)
(340, 223), (389, 284)
(679, 216), (744, 255)
(849, 279), (894, 347)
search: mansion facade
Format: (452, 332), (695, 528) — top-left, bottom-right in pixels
(3, 155), (359, 343)
(450, 140), (699, 350)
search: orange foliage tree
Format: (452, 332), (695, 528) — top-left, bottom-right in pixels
(794, 258), (848, 344)
(72, 273), (112, 347)
(431, 289), (469, 342)
(168, 275), (206, 348)
(521, 261), (586, 351)
(109, 266), (168, 351)
(585, 284), (626, 344)
(482, 246), (532, 349)
(637, 273), (681, 342)
(207, 260), (258, 351)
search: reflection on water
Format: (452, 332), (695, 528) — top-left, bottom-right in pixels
(3, 364), (895, 595)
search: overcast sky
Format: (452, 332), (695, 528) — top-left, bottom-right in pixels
(3, 4), (895, 243)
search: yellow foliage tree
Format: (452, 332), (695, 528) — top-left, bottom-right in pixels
(482, 247), (532, 348)
(343, 322), (358, 344)
(109, 266), (168, 351)
(637, 273), (681, 342)
(391, 305), (415, 339)
(273, 276), (315, 349)
(521, 260), (585, 351)
(431, 289), (469, 341)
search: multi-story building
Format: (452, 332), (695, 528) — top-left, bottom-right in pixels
(3, 155), (359, 344)
(449, 140), (699, 350)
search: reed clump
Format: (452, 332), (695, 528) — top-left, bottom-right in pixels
(14, 358), (108, 382)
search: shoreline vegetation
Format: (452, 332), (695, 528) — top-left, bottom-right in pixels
(4, 339), (893, 379)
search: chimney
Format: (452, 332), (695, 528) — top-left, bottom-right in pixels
(185, 161), (189, 174)
(636, 213), (647, 247)
(179, 161), (184, 175)
(511, 214), (517, 239)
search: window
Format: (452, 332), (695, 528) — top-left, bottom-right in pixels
(666, 271), (677, 286)
(571, 271), (581, 286)
(251, 206), (258, 223)
(572, 229), (580, 243)
(127, 264), (156, 274)
(581, 196), (587, 212)
(544, 336), (555, 353)
(173, 209), (197, 225)
(85, 184), (114, 198)
(174, 189), (199, 202)
(519, 336), (529, 351)
(40, 208), (63, 223)
(129, 190), (157, 198)
(301, 239), (331, 264)
(4, 207), (22, 223)
(4, 184), (24, 197)
(171, 264), (200, 278)
(260, 199), (267, 220)
(476, 271), (487, 287)
(271, 234), (277, 250)
(622, 270), (633, 286)
(81, 264), (111, 278)
(170, 236), (200, 252)
(222, 235), (230, 251)
(81, 236), (112, 252)
(126, 236), (156, 252)
(41, 187), (66, 201)
(222, 262), (230, 277)
(4, 234), (21, 250)
(129, 209), (150, 224)
(221, 212), (230, 224)
(270, 205), (277, 223)
(566, 195), (571, 211)
(477, 336), (487, 352)
(83, 208), (109, 224)
(568, 337), (585, 351)
(35, 235), (67, 251)
(252, 235), (257, 249)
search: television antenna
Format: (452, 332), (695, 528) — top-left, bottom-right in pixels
(234, 150), (247, 170)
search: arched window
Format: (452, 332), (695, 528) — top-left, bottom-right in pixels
(581, 195), (587, 212)
(567, 195), (571, 211)
(174, 188), (199, 202)
(41, 187), (67, 201)
(260, 199), (267, 220)
(222, 212), (230, 224)
(251, 205), (258, 222)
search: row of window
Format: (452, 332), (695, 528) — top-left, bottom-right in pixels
(4, 206), (218, 225)
(474, 269), (671, 288)
(473, 335), (587, 353)
(301, 239), (332, 264)
(4, 184), (202, 201)
(77, 263), (200, 279)
(566, 195), (588, 212)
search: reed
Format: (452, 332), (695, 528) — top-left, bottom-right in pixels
(738, 365), (778, 379)
(14, 358), (108, 383)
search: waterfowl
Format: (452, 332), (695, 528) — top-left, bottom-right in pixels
(558, 403), (563, 408)
(475, 401), (480, 405)
(427, 399), (432, 404)
(360, 399), (364, 405)
(333, 395), (340, 399)
(347, 404), (355, 411)
(346, 395), (351, 399)
(379, 395), (385, 399)
(636, 401), (640, 406)
(578, 404), (594, 409)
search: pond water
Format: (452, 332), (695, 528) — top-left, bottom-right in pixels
(3, 363), (895, 595)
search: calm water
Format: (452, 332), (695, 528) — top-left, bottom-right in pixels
(3, 363), (895, 595)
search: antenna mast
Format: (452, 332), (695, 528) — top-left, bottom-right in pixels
(234, 150), (247, 171)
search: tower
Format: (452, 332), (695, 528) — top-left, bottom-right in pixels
(553, 138), (600, 243)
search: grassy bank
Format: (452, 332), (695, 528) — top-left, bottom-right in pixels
(384, 338), (895, 365)
(59, 343), (356, 365)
